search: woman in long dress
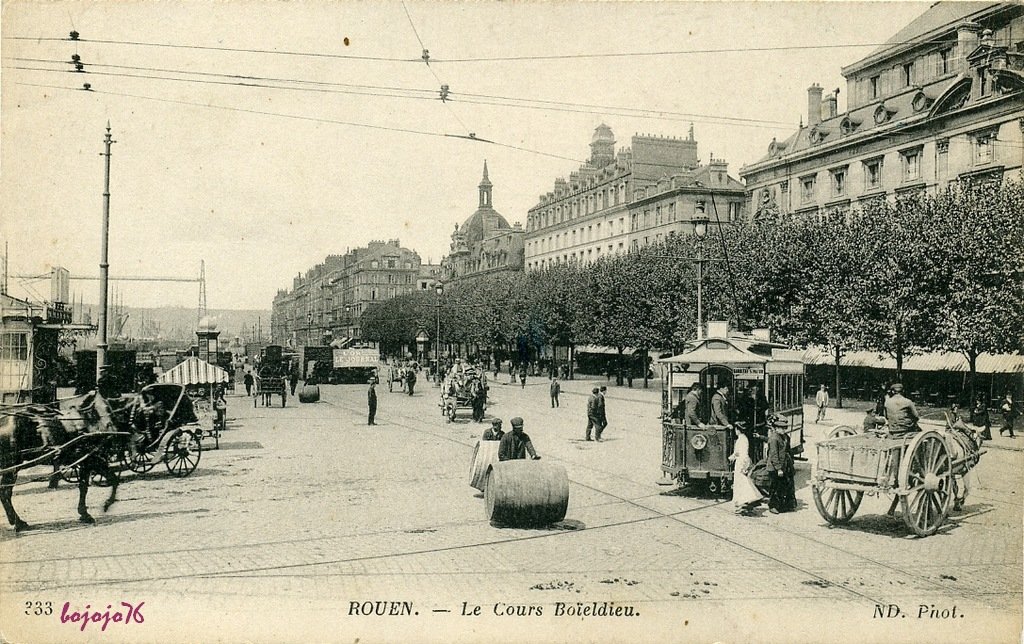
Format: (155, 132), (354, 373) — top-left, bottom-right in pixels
(729, 426), (763, 515)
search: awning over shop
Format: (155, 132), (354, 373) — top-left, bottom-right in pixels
(801, 346), (1024, 374)
(576, 345), (637, 355)
(158, 357), (228, 385)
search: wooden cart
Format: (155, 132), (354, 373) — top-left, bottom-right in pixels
(811, 423), (983, 537)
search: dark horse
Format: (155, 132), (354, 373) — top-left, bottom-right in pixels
(0, 393), (122, 532)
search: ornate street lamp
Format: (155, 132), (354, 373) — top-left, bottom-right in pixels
(693, 203), (709, 341)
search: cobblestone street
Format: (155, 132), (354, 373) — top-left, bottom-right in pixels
(1, 378), (1021, 643)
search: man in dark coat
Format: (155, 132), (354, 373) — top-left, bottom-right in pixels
(367, 378), (378, 425)
(585, 388), (601, 441)
(243, 372), (254, 397)
(406, 369), (417, 396)
(549, 376), (561, 408)
(672, 382), (705, 426)
(710, 384), (733, 429)
(289, 371), (299, 396)
(595, 386), (608, 441)
(766, 417), (795, 514)
(498, 417), (540, 461)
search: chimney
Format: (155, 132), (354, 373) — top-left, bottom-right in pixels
(956, 22), (981, 70)
(822, 89), (838, 120)
(807, 83), (823, 126)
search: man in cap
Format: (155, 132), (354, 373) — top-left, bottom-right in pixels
(498, 417), (540, 461)
(482, 418), (504, 441)
(585, 387), (601, 441)
(766, 416), (795, 513)
(884, 383), (920, 434)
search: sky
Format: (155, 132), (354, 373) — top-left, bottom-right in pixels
(1, 0), (932, 310)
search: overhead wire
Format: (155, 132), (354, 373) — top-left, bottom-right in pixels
(7, 58), (793, 130)
(3, 34), (963, 64)
(399, 0), (472, 134)
(12, 81), (586, 164)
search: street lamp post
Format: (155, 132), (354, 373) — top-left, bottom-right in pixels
(693, 204), (709, 341)
(435, 282), (444, 385)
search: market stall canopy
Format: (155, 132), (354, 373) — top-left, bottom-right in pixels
(158, 357), (229, 385)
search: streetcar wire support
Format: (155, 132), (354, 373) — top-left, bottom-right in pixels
(706, 187), (742, 332)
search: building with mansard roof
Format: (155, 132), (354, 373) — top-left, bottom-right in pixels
(740, 2), (1024, 221)
(440, 162), (525, 282)
(524, 124), (745, 270)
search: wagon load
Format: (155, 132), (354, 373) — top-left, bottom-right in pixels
(469, 440), (501, 491)
(298, 385), (320, 403)
(484, 460), (569, 527)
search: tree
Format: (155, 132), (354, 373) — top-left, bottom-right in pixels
(926, 180), (1024, 402)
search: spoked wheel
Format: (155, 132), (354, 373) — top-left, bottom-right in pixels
(165, 430), (201, 477)
(899, 430), (953, 537)
(812, 483), (863, 524)
(129, 435), (159, 474)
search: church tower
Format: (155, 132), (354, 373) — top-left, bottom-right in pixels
(479, 160), (493, 208)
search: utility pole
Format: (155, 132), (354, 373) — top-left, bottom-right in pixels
(96, 122), (115, 384)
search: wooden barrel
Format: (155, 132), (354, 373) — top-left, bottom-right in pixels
(298, 385), (320, 403)
(469, 440), (501, 491)
(485, 460), (569, 527)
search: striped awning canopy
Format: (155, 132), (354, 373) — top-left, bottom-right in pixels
(158, 357), (229, 385)
(802, 346), (1024, 374)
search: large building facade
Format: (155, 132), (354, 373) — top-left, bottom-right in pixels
(741, 2), (1024, 220)
(271, 240), (423, 346)
(524, 125), (745, 270)
(441, 162), (525, 282)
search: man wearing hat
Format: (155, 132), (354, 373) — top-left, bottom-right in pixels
(498, 417), (540, 461)
(766, 416), (795, 513)
(482, 418), (504, 441)
(585, 388), (601, 441)
(367, 377), (378, 426)
(884, 384), (920, 434)
(595, 386), (609, 441)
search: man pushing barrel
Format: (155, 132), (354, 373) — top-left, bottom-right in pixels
(498, 417), (540, 461)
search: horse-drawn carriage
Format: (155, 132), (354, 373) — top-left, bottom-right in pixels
(441, 369), (484, 422)
(254, 371), (287, 407)
(811, 414), (985, 537)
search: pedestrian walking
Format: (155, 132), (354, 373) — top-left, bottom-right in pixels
(549, 376), (560, 408)
(289, 371), (299, 396)
(406, 369), (417, 396)
(766, 417), (795, 514)
(728, 425), (762, 515)
(519, 368), (527, 389)
(815, 384), (829, 423)
(585, 387), (601, 441)
(971, 397), (992, 441)
(498, 417), (540, 461)
(471, 379), (486, 422)
(998, 392), (1019, 438)
(367, 377), (378, 425)
(509, 364), (516, 385)
(596, 385), (608, 441)
(243, 372), (254, 397)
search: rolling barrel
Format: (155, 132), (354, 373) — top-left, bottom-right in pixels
(469, 440), (501, 491)
(484, 460), (569, 527)
(298, 385), (320, 403)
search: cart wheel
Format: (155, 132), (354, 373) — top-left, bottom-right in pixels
(812, 483), (863, 524)
(165, 430), (201, 477)
(129, 438), (158, 474)
(827, 425), (858, 440)
(899, 430), (953, 537)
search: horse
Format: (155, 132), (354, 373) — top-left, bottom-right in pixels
(0, 393), (123, 532)
(942, 410), (985, 511)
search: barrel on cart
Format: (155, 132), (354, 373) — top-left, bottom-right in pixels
(484, 460), (569, 527)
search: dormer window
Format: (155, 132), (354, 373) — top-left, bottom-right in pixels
(840, 116), (861, 135)
(873, 103), (896, 125)
(912, 90), (933, 112)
